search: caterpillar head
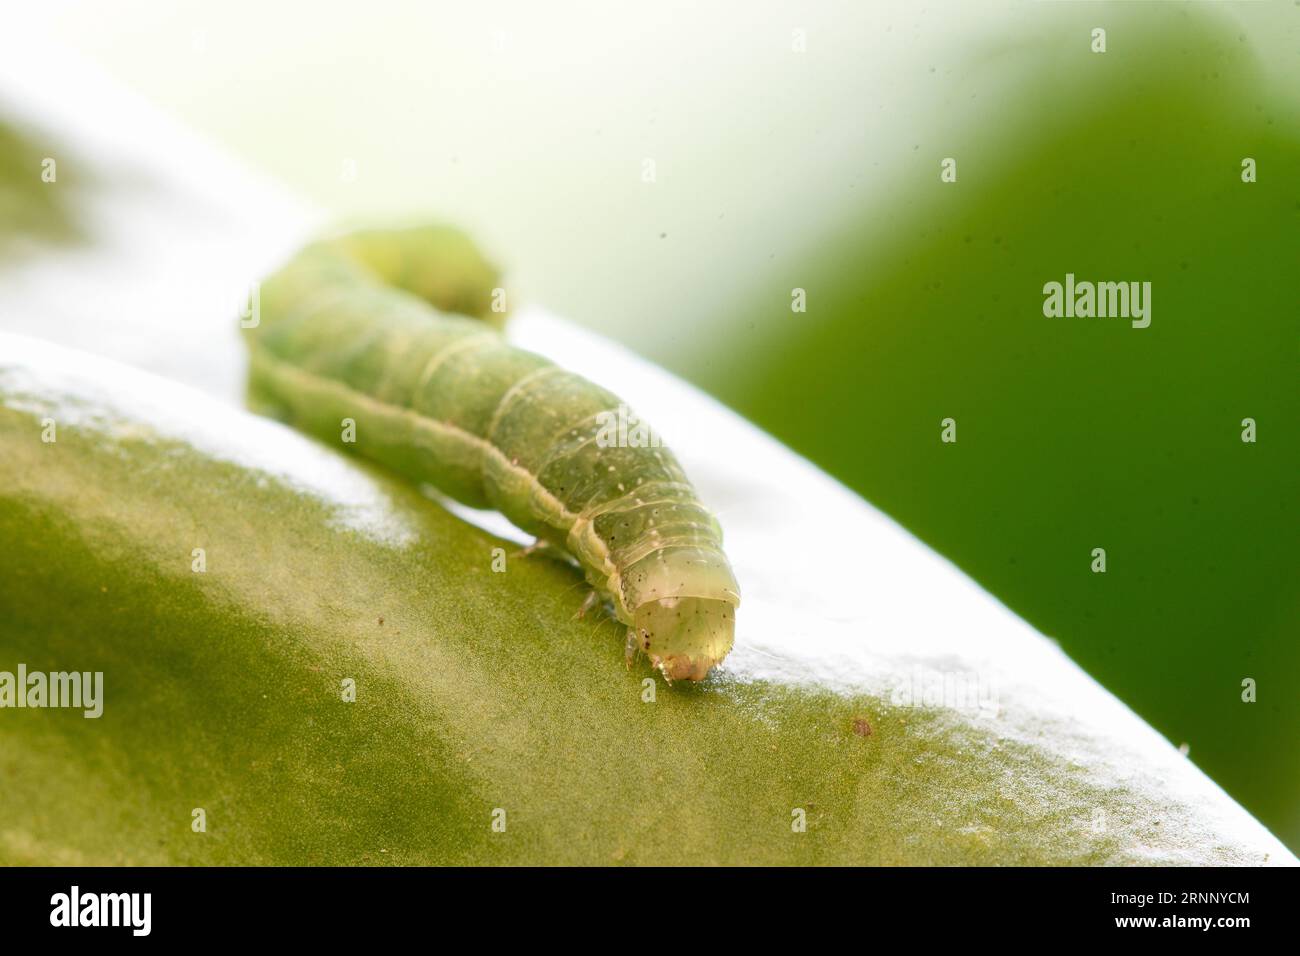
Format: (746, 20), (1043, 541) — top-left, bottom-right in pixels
(630, 596), (736, 682)
(621, 546), (741, 682)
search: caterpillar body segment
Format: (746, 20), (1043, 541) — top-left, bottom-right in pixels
(244, 225), (739, 680)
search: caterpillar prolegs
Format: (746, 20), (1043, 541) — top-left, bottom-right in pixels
(242, 226), (740, 681)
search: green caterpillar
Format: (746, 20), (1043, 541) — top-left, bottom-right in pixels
(242, 226), (739, 681)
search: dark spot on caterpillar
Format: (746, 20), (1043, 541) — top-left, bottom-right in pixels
(378, 616), (384, 626)
(852, 717), (873, 738)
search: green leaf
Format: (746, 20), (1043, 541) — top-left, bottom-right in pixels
(0, 333), (1290, 865)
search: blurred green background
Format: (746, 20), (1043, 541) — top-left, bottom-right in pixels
(10, 1), (1299, 848)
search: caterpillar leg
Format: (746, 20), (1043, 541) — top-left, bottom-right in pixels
(512, 538), (552, 560)
(513, 538), (580, 570)
(573, 590), (599, 620)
